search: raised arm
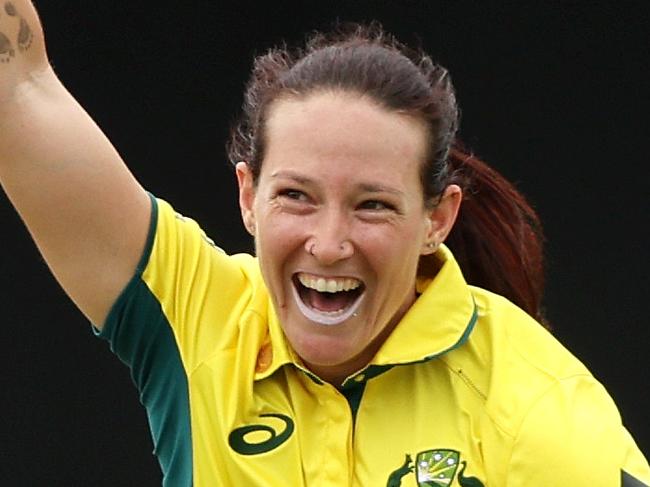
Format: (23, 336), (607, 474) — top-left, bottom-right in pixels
(0, 1), (151, 327)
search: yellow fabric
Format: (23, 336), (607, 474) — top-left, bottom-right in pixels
(124, 198), (649, 485)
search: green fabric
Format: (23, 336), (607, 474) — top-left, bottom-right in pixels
(341, 381), (367, 423)
(96, 196), (193, 487)
(623, 470), (650, 487)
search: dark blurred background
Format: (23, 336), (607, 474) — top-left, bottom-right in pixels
(1, 1), (648, 485)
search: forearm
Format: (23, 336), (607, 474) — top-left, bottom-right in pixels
(0, 1), (151, 327)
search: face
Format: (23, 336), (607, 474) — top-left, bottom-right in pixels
(237, 91), (458, 384)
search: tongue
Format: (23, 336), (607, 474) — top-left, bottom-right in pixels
(307, 289), (353, 312)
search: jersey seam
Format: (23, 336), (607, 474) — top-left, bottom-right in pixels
(439, 357), (515, 443)
(445, 361), (488, 401)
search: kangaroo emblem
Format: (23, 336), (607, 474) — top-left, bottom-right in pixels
(458, 460), (485, 487)
(386, 454), (414, 487)
(386, 449), (485, 486)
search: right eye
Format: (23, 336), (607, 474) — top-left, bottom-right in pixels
(279, 189), (308, 201)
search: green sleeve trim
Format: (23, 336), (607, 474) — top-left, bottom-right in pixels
(133, 192), (159, 279)
(93, 192), (158, 332)
(622, 470), (650, 487)
(94, 194), (193, 486)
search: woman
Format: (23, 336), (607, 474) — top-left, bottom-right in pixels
(1, 3), (648, 486)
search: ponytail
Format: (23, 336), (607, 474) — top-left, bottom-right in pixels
(445, 142), (547, 326)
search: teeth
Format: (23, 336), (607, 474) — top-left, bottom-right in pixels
(291, 280), (365, 326)
(298, 273), (361, 293)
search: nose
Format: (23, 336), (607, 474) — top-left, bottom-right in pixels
(305, 208), (354, 265)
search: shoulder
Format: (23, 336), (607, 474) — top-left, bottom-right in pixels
(147, 197), (260, 286)
(443, 286), (598, 440)
(103, 197), (269, 362)
(447, 287), (649, 482)
(469, 285), (591, 379)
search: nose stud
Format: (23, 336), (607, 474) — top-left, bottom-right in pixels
(308, 242), (348, 256)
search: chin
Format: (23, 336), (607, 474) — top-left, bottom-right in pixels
(287, 323), (353, 363)
(287, 321), (374, 380)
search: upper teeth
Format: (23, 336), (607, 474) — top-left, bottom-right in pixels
(298, 273), (361, 293)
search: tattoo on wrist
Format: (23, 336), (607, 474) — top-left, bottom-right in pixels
(0, 1), (34, 64)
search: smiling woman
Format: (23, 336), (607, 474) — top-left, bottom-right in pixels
(235, 91), (449, 384)
(1, 4), (648, 486)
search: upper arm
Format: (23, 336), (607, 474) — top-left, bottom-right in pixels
(507, 376), (650, 485)
(1, 3), (151, 326)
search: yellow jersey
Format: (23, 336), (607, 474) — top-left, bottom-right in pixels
(97, 196), (650, 486)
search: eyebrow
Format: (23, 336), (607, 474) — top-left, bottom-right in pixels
(356, 183), (404, 197)
(270, 170), (312, 185)
(271, 170), (404, 196)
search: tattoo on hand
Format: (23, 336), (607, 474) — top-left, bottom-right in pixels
(0, 1), (33, 64)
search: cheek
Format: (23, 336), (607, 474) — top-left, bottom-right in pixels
(259, 213), (307, 243)
(356, 221), (425, 261)
(256, 199), (306, 233)
(255, 213), (307, 266)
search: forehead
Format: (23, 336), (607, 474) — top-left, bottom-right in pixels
(262, 91), (428, 185)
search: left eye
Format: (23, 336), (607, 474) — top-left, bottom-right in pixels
(358, 200), (392, 211)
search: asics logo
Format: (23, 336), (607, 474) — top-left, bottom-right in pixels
(228, 413), (295, 455)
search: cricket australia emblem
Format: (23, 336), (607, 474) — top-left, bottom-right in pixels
(386, 449), (484, 486)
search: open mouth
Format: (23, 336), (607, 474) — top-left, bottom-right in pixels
(291, 272), (365, 325)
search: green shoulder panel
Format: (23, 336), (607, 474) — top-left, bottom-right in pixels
(96, 195), (193, 486)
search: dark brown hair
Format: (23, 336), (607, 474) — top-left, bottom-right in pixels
(227, 23), (547, 324)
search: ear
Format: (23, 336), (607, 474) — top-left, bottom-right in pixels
(421, 184), (462, 254)
(235, 162), (257, 236)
